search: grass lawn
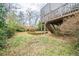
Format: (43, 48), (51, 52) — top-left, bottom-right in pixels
(0, 32), (75, 56)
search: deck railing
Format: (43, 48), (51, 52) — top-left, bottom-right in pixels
(41, 3), (79, 22)
(50, 3), (79, 20)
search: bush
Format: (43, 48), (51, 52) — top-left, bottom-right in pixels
(0, 29), (7, 48)
(6, 12), (26, 32)
(0, 4), (7, 48)
(72, 29), (79, 55)
(6, 27), (15, 38)
(0, 26), (15, 48)
(16, 25), (25, 32)
(37, 21), (44, 31)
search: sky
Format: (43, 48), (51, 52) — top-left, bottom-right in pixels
(18, 3), (46, 12)
(17, 3), (46, 26)
(17, 3), (64, 26)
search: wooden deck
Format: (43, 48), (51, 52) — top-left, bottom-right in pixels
(47, 10), (79, 22)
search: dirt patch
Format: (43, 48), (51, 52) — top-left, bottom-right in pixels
(27, 31), (48, 35)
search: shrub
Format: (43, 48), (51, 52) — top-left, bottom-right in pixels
(16, 25), (25, 32)
(6, 18), (16, 38)
(0, 3), (7, 48)
(6, 27), (15, 38)
(72, 29), (79, 55)
(37, 21), (44, 31)
(0, 29), (7, 48)
(6, 12), (26, 32)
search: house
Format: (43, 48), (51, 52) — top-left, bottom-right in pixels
(40, 3), (79, 34)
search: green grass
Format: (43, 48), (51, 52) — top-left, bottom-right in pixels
(7, 34), (32, 47)
(0, 32), (75, 56)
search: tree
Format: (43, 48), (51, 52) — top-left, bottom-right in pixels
(0, 3), (7, 48)
(4, 3), (21, 13)
(26, 8), (39, 26)
(32, 11), (39, 26)
(26, 8), (32, 26)
(18, 11), (25, 25)
(37, 20), (44, 31)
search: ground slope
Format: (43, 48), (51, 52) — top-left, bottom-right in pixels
(0, 32), (75, 56)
